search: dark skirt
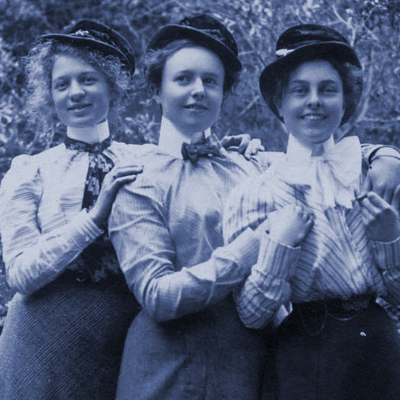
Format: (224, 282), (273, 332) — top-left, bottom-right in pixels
(116, 294), (271, 400)
(0, 272), (140, 400)
(262, 299), (400, 400)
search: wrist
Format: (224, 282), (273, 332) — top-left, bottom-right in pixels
(88, 208), (107, 230)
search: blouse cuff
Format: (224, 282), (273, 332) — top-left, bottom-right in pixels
(373, 236), (400, 271)
(256, 232), (300, 280)
(66, 210), (104, 248)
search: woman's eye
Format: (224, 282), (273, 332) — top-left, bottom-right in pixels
(83, 76), (96, 84)
(175, 75), (190, 83)
(54, 81), (68, 91)
(291, 86), (306, 94)
(323, 86), (337, 93)
(204, 77), (215, 84)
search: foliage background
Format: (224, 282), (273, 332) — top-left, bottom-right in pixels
(0, 0), (399, 330)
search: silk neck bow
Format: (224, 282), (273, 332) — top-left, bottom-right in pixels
(181, 133), (222, 164)
(65, 136), (114, 210)
(276, 135), (362, 209)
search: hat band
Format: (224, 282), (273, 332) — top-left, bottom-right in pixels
(200, 28), (225, 43)
(275, 39), (349, 58)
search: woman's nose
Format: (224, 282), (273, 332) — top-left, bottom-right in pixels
(307, 88), (321, 107)
(69, 79), (85, 100)
(191, 77), (205, 98)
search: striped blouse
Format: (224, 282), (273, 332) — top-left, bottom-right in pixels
(0, 141), (145, 295)
(223, 137), (400, 329)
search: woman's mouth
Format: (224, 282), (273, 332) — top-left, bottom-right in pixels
(184, 104), (207, 111)
(302, 114), (325, 121)
(68, 103), (92, 111)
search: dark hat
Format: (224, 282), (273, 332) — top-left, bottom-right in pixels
(146, 14), (242, 74)
(259, 24), (362, 125)
(38, 20), (135, 74)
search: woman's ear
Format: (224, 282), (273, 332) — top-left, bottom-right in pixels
(152, 85), (161, 104)
(342, 104), (346, 120)
(275, 96), (283, 119)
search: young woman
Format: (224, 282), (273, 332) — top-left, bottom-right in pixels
(0, 20), (144, 400)
(224, 24), (400, 399)
(109, 14), (276, 400)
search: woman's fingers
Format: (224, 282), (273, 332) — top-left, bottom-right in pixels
(105, 165), (143, 188)
(89, 166), (143, 229)
(244, 138), (264, 160)
(391, 185), (400, 213)
(220, 135), (264, 160)
(110, 165), (143, 180)
(359, 191), (400, 242)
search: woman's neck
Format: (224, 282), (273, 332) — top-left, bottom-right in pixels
(66, 120), (110, 144)
(157, 116), (211, 158)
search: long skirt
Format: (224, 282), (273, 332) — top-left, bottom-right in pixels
(262, 299), (400, 400)
(116, 294), (271, 400)
(0, 272), (140, 400)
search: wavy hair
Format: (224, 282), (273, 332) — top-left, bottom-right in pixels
(24, 40), (132, 131)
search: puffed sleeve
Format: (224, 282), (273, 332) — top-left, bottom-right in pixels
(0, 155), (103, 295)
(109, 173), (261, 322)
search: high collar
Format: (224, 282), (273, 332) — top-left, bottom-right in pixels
(286, 134), (335, 164)
(157, 116), (211, 159)
(66, 120), (110, 144)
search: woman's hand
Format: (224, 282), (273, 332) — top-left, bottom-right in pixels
(267, 205), (314, 247)
(364, 155), (400, 204)
(89, 164), (143, 228)
(360, 189), (400, 242)
(221, 134), (264, 160)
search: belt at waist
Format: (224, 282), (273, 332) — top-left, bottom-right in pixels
(294, 293), (375, 316)
(291, 294), (375, 336)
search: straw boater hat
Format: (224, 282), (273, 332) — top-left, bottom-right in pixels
(146, 14), (242, 74)
(259, 24), (362, 125)
(39, 20), (135, 74)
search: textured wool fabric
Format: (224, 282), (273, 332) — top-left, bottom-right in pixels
(262, 302), (400, 400)
(0, 272), (139, 400)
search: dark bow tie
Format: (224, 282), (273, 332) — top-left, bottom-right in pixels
(64, 135), (114, 210)
(64, 136), (112, 154)
(181, 134), (222, 164)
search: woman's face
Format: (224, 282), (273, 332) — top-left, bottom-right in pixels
(155, 46), (225, 136)
(278, 60), (345, 147)
(51, 55), (111, 128)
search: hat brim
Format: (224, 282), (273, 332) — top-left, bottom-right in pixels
(259, 42), (362, 125)
(147, 25), (242, 73)
(39, 33), (135, 73)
